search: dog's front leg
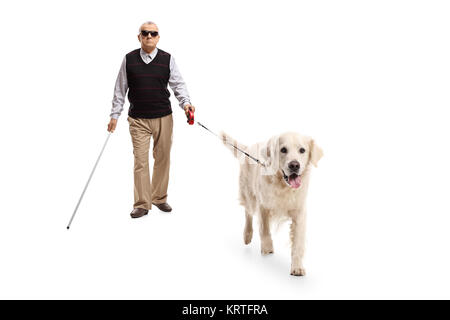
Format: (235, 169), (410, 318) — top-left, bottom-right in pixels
(290, 211), (306, 276)
(259, 206), (274, 255)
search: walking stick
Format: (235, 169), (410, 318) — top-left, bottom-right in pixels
(67, 132), (112, 229)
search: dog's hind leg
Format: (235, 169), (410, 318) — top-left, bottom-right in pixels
(259, 206), (274, 255)
(243, 210), (253, 245)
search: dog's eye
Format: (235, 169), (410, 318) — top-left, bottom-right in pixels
(281, 147), (287, 153)
(299, 148), (306, 154)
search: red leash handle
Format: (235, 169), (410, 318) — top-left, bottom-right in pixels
(187, 109), (194, 125)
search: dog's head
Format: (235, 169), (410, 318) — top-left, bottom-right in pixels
(261, 132), (323, 189)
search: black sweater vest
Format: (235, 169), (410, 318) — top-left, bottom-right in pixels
(126, 48), (172, 119)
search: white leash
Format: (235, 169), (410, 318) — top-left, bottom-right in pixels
(196, 121), (266, 167)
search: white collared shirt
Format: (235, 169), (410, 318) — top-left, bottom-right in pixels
(110, 48), (191, 119)
(139, 47), (158, 63)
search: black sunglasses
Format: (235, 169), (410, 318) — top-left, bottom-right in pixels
(140, 30), (159, 37)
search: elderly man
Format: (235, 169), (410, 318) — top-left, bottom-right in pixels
(107, 21), (195, 218)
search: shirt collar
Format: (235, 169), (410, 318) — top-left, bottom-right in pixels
(140, 47), (158, 62)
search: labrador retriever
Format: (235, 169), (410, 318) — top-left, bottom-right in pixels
(220, 131), (323, 276)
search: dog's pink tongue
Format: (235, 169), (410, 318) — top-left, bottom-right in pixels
(288, 175), (301, 188)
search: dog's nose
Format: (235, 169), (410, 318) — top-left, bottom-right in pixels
(288, 161), (300, 172)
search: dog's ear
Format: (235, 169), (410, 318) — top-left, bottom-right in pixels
(260, 136), (279, 172)
(309, 139), (323, 167)
(260, 138), (271, 159)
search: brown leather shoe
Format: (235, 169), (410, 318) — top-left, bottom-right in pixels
(152, 202), (172, 212)
(130, 208), (149, 218)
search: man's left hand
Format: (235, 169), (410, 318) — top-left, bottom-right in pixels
(184, 104), (195, 118)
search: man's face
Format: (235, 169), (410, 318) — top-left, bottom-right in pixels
(138, 24), (160, 51)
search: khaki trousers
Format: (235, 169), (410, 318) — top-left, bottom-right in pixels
(128, 114), (173, 210)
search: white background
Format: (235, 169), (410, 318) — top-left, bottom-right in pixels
(0, 0), (449, 299)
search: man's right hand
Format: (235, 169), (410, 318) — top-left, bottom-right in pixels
(107, 118), (117, 132)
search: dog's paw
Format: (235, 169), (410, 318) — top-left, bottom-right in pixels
(261, 248), (274, 255)
(244, 231), (253, 245)
(290, 267), (306, 276)
(261, 244), (274, 255)
(260, 237), (274, 255)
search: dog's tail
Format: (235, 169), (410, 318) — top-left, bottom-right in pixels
(219, 131), (248, 159)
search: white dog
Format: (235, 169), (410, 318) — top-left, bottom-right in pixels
(220, 131), (323, 276)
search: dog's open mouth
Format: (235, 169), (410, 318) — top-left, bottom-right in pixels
(282, 171), (301, 189)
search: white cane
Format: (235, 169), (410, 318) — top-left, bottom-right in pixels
(67, 132), (112, 229)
